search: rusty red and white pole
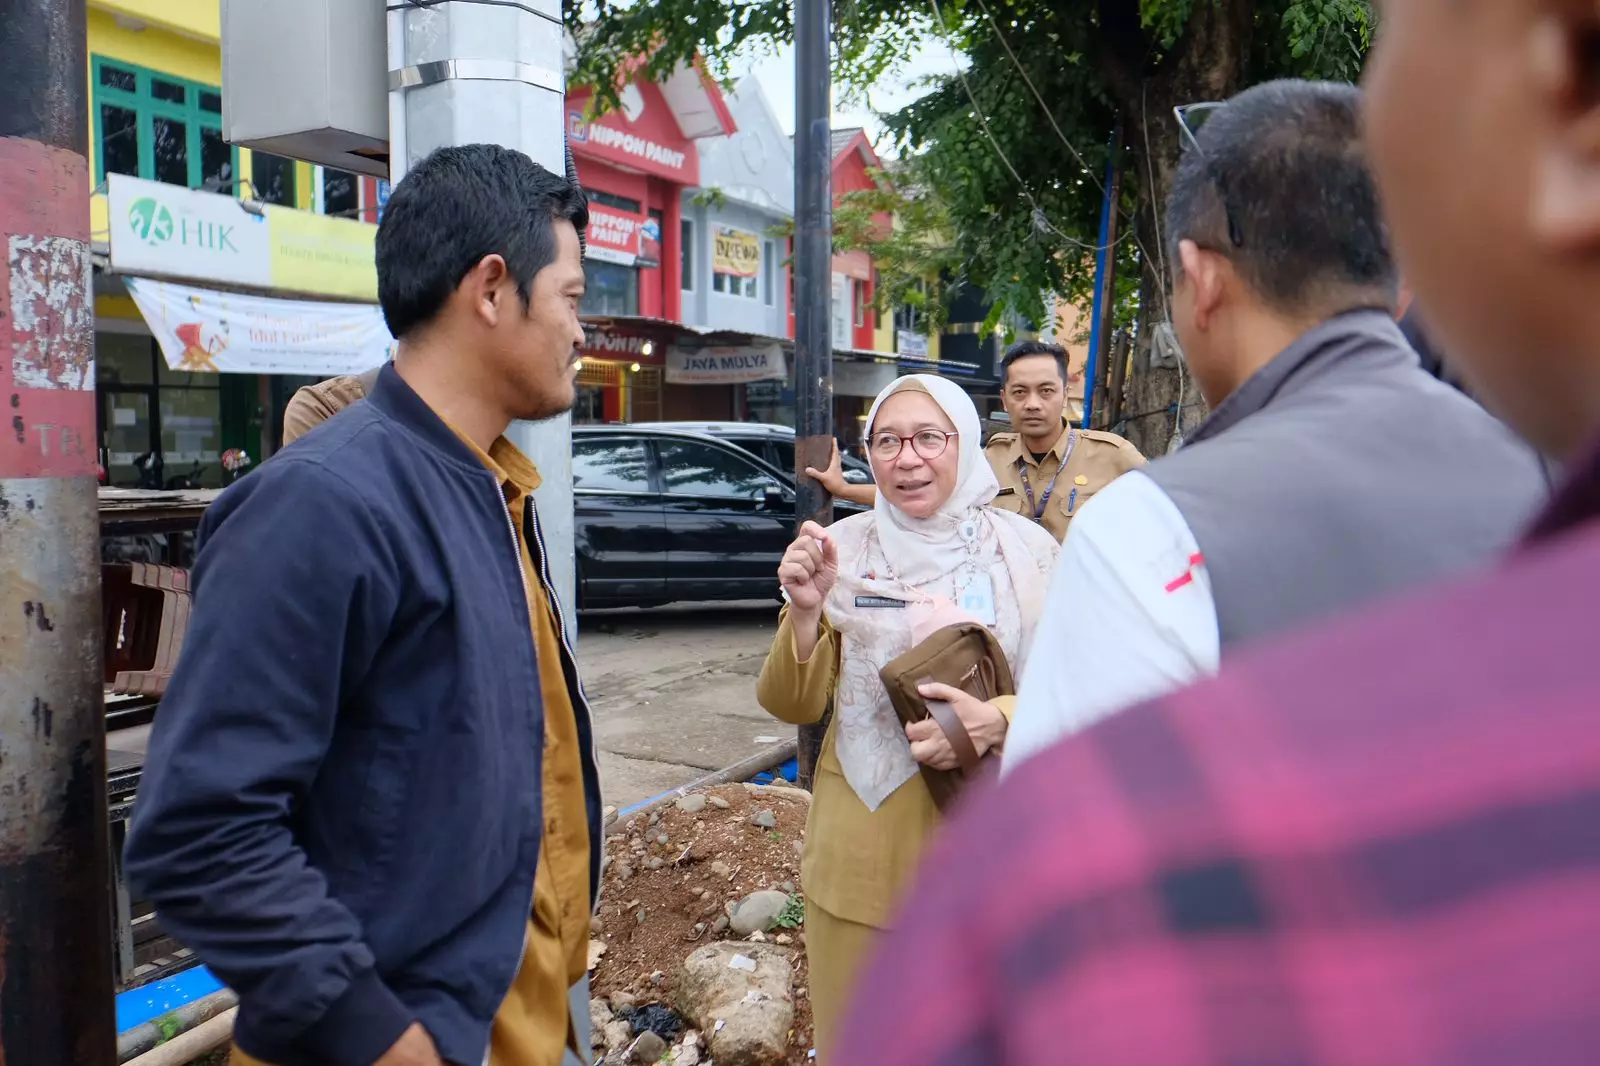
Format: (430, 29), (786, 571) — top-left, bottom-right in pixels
(0, 0), (118, 1061)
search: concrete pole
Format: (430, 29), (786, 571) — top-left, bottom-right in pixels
(793, 0), (835, 789)
(0, 0), (119, 1061)
(387, 0), (577, 631)
(386, 4), (588, 1055)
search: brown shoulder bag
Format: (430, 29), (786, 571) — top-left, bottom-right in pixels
(878, 623), (1013, 812)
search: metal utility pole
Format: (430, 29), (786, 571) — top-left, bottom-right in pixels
(793, 0), (834, 789)
(1082, 125), (1122, 430)
(0, 0), (118, 1062)
(386, 3), (587, 1055)
(387, 0), (577, 629)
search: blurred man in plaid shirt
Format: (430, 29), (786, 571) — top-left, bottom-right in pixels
(832, 2), (1600, 1063)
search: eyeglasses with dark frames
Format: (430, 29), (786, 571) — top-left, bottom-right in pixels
(1173, 102), (1245, 249)
(868, 429), (958, 462)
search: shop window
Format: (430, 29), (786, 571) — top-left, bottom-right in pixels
(582, 260), (640, 316)
(94, 333), (225, 489)
(713, 272), (758, 299)
(92, 57), (235, 190)
(252, 152), (298, 207)
(318, 167), (360, 217)
(681, 219), (695, 291)
(587, 189), (642, 214)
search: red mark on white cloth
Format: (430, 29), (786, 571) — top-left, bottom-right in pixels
(1164, 553), (1206, 593)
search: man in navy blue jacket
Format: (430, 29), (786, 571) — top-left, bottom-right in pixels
(125, 145), (599, 1066)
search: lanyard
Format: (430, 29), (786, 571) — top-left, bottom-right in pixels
(1017, 429), (1077, 521)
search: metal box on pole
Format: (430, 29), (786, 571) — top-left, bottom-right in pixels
(220, 0), (390, 178)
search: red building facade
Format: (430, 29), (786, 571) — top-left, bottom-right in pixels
(568, 70), (736, 422)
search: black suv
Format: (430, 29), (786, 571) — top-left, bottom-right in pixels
(573, 426), (865, 609)
(633, 421), (875, 486)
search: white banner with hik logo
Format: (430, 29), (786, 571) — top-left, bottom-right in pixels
(125, 277), (395, 376)
(107, 174), (274, 287)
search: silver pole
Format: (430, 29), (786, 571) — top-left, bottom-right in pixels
(387, 0), (577, 633)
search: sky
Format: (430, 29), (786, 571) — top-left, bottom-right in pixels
(743, 41), (964, 155)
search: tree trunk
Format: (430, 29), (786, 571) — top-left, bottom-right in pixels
(1095, 0), (1254, 456)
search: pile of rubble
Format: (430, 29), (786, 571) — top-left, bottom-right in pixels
(589, 782), (813, 1065)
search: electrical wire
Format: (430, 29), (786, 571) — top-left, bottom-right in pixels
(926, 0), (1126, 255)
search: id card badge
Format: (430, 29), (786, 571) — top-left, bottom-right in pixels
(958, 572), (998, 627)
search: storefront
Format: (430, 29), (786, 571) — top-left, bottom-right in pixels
(94, 173), (388, 487)
(569, 71), (736, 421)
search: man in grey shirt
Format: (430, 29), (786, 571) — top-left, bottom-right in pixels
(1006, 80), (1547, 771)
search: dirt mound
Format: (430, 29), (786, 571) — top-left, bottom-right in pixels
(590, 782), (813, 1063)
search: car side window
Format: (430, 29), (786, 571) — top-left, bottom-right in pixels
(769, 440), (796, 474)
(657, 438), (782, 499)
(573, 438), (653, 492)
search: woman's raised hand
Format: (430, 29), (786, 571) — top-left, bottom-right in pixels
(778, 520), (839, 614)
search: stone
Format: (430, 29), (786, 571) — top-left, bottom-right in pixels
(749, 810), (778, 830)
(729, 890), (791, 936)
(657, 833), (671, 847)
(611, 991), (639, 1011)
(646, 856), (665, 870)
(677, 1040), (702, 1066)
(648, 812), (661, 827)
(630, 1031), (668, 1063)
(615, 862), (635, 880)
(590, 998), (613, 1047)
(605, 1019), (634, 1052)
(778, 881), (796, 895)
(774, 934), (793, 946)
(676, 942), (797, 1066)
(712, 916), (730, 934)
(651, 969), (665, 986)
(636, 907), (648, 925)
(707, 795), (731, 810)
(676, 794), (709, 814)
(710, 861), (733, 879)
(592, 915), (606, 936)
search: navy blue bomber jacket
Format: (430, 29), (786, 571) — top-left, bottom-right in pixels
(124, 366), (602, 1066)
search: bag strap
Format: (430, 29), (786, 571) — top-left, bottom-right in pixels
(918, 675), (982, 774)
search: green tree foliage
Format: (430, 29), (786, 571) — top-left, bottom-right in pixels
(568, 0), (1376, 451)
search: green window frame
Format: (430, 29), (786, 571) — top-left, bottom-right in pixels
(92, 55), (237, 191)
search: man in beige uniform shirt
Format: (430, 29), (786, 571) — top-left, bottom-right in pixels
(812, 341), (1145, 541)
(280, 365), (383, 445)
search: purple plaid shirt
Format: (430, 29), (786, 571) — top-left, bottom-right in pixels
(833, 442), (1600, 1065)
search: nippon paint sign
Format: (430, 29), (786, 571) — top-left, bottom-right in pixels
(586, 206), (661, 268)
(666, 344), (786, 385)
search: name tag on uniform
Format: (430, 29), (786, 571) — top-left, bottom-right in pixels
(855, 595), (907, 609)
(958, 573), (997, 627)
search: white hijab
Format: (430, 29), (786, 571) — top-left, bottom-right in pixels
(822, 375), (1059, 811)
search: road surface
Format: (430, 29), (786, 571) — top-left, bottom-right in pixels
(576, 601), (784, 809)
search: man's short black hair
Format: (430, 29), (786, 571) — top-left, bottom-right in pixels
(1002, 340), (1068, 383)
(375, 144), (589, 339)
(1166, 79), (1397, 316)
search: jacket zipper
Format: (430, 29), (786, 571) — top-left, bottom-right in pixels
(523, 498), (603, 812)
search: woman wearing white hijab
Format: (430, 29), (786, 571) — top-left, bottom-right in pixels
(755, 374), (1058, 1052)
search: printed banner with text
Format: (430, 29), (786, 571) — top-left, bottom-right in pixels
(666, 344), (786, 385)
(713, 226), (761, 278)
(125, 277), (395, 377)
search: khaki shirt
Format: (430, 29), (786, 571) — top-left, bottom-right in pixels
(281, 367), (383, 445)
(985, 423), (1146, 542)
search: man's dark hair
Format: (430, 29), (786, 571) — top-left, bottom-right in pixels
(1001, 340), (1068, 383)
(1166, 80), (1396, 315)
(375, 144), (589, 339)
